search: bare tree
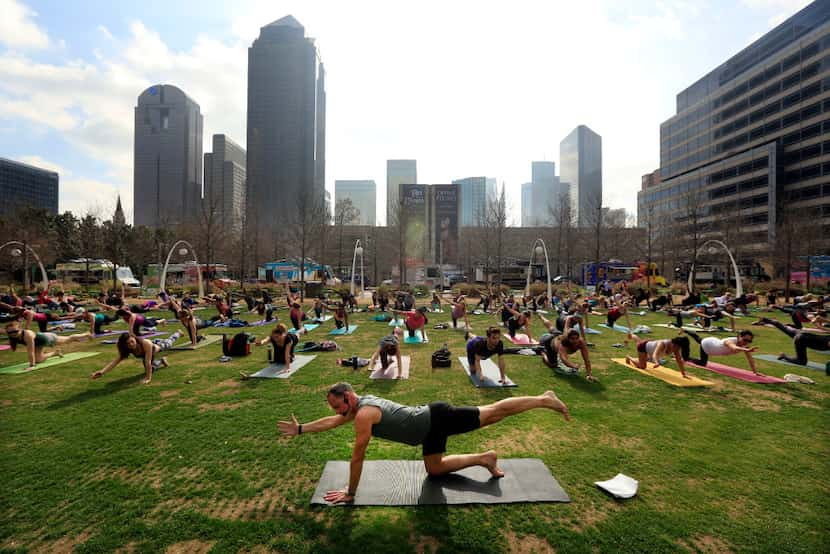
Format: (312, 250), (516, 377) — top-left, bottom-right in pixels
(549, 192), (574, 277)
(334, 198), (361, 277)
(677, 188), (706, 286)
(487, 184), (508, 287)
(292, 188), (327, 300)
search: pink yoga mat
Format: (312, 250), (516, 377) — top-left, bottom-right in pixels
(687, 361), (786, 384)
(506, 333), (537, 345)
(0, 345), (9, 351)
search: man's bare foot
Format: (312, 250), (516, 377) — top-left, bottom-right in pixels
(543, 390), (570, 421)
(624, 356), (634, 366)
(482, 450), (505, 478)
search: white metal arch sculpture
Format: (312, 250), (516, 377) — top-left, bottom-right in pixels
(525, 238), (552, 300)
(0, 240), (49, 292)
(159, 240), (204, 299)
(687, 239), (743, 297)
(350, 239), (364, 296)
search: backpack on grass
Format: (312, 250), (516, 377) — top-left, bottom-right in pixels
(222, 332), (253, 357)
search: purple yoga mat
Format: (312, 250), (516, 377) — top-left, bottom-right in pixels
(687, 361), (786, 384)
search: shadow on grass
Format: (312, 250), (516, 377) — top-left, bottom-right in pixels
(47, 373), (143, 410)
(550, 372), (609, 398)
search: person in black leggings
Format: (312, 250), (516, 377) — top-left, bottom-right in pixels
(758, 317), (830, 366)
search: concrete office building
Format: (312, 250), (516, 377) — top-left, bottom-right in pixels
(0, 157), (58, 217)
(387, 160), (417, 225)
(204, 134), (246, 233)
(247, 15), (325, 239)
(638, 1), (830, 260)
(560, 125), (602, 227)
(521, 161), (565, 226)
(134, 84), (203, 228)
(451, 176), (496, 226)
(334, 180), (377, 226)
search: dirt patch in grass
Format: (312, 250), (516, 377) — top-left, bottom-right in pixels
(115, 542), (138, 553)
(197, 400), (255, 412)
(165, 539), (216, 553)
(481, 425), (553, 453)
(160, 389), (181, 398)
(414, 534), (440, 554)
(678, 534), (734, 553)
(597, 433), (644, 450)
(32, 531), (90, 553)
(1, 399), (13, 407)
(567, 500), (621, 533)
(218, 379), (242, 389)
(504, 530), (555, 553)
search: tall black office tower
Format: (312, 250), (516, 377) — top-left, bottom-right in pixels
(247, 15), (326, 244)
(134, 84), (203, 228)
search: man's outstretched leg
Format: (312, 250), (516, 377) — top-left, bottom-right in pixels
(478, 390), (570, 427)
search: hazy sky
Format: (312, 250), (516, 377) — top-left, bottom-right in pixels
(0, 0), (813, 225)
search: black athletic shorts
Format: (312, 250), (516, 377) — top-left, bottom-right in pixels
(422, 402), (480, 456)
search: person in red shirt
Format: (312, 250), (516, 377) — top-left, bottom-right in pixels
(398, 306), (429, 342)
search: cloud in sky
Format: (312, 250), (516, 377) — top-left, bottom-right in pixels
(0, 0), (813, 225)
(0, 0), (49, 50)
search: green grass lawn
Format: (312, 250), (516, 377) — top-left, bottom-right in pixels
(1, 304), (828, 553)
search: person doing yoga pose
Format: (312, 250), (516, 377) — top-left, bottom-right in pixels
(625, 335), (691, 378)
(755, 317), (830, 367)
(4, 322), (89, 369)
(277, 382), (570, 503)
(464, 327), (507, 384)
(91, 331), (183, 384)
(684, 329), (759, 374)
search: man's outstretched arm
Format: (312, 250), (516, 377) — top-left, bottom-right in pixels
(278, 413), (351, 436)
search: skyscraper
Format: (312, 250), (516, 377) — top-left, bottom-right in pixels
(204, 134), (246, 233)
(451, 176), (496, 226)
(133, 84), (203, 228)
(247, 15), (326, 239)
(386, 160), (417, 225)
(0, 157), (59, 217)
(334, 180), (377, 226)
(521, 161), (563, 226)
(560, 125), (602, 227)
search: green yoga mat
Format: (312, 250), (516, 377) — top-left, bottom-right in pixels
(0, 351), (101, 375)
(169, 334), (222, 350)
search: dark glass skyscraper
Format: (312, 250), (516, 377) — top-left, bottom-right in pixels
(0, 157), (58, 217)
(247, 15), (326, 240)
(204, 134), (246, 233)
(560, 125), (602, 227)
(133, 84), (203, 228)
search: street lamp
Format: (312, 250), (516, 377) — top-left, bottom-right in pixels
(0, 241), (49, 292)
(687, 239), (743, 297)
(525, 239), (552, 300)
(160, 240), (204, 298)
(350, 239), (365, 296)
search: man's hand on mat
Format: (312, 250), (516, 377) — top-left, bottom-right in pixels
(278, 414), (300, 436)
(323, 489), (355, 504)
(91, 370), (103, 379)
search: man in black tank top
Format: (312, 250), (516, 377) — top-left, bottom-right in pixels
(277, 382), (570, 504)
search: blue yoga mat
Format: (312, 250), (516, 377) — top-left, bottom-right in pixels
(574, 324), (601, 335)
(290, 323), (319, 334)
(754, 354), (827, 372)
(329, 325), (358, 335)
(403, 330), (425, 344)
(598, 323), (631, 333)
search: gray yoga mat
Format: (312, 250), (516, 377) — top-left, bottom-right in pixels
(459, 357), (516, 387)
(248, 354), (316, 379)
(310, 458), (570, 506)
(754, 354), (827, 372)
